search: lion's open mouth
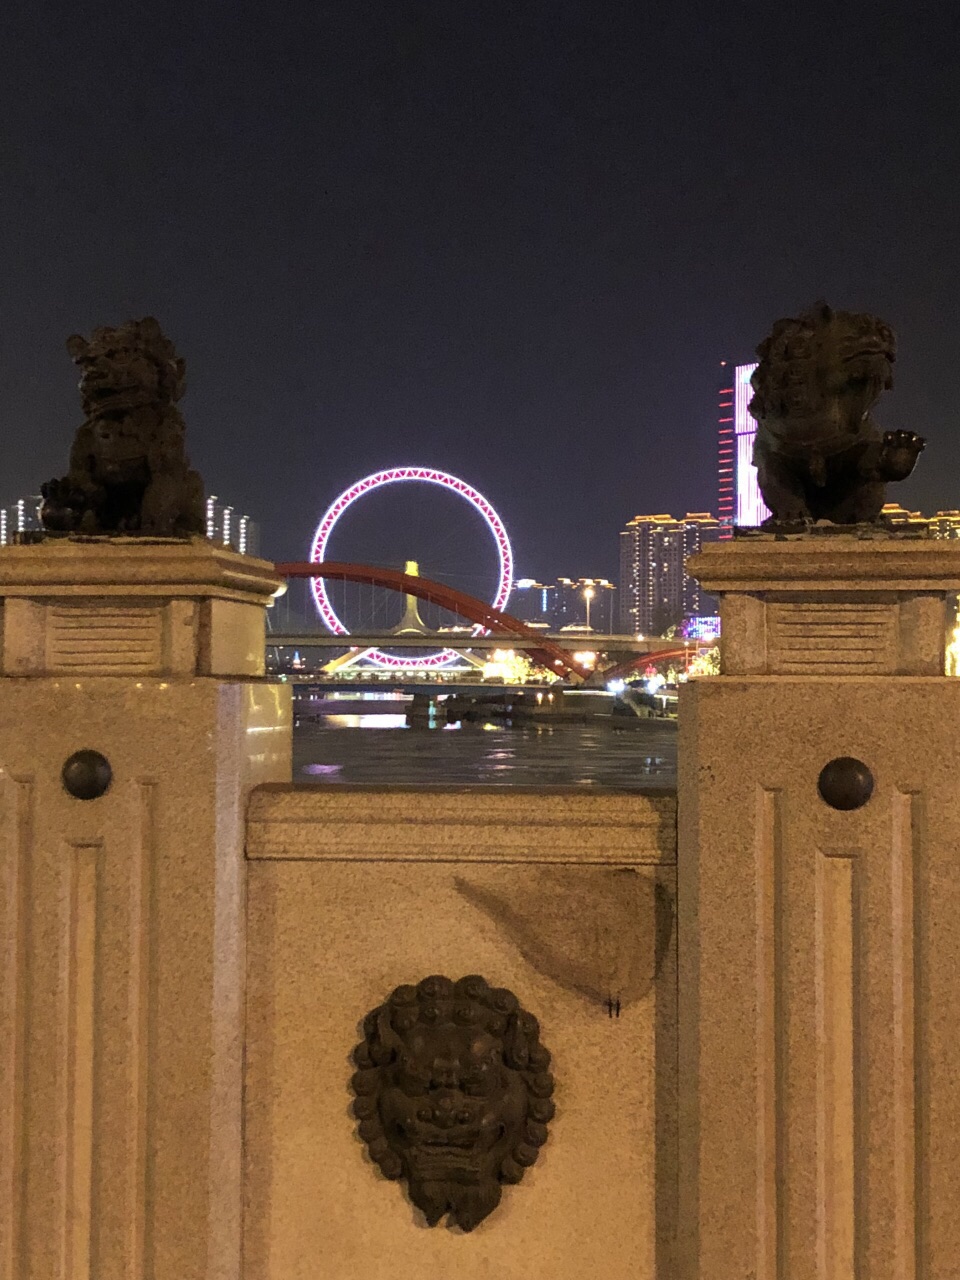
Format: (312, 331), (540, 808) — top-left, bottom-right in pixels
(842, 345), (888, 362)
(90, 383), (137, 396)
(421, 1136), (476, 1149)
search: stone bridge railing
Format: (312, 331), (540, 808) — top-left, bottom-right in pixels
(244, 785), (677, 1277)
(2, 532), (959, 1279)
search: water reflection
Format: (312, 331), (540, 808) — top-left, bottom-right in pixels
(294, 716), (677, 789)
(322, 713), (410, 729)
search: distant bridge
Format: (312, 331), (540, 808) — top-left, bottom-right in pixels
(275, 561), (595, 680)
(265, 631), (672, 654)
(274, 562), (705, 684)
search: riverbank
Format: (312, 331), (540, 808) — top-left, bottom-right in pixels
(294, 685), (678, 728)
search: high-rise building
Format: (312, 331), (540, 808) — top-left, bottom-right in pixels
(203, 496), (261, 556)
(619, 512), (721, 635)
(881, 504), (960, 539)
(718, 360), (769, 537)
(930, 512), (960, 539)
(717, 369), (734, 533)
(0, 495), (42, 545)
(0, 493), (260, 555)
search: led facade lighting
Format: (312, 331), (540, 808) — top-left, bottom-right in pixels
(717, 363), (735, 534)
(733, 361), (769, 527)
(309, 467), (514, 668)
(718, 361), (770, 536)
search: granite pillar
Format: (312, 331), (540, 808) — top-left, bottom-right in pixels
(678, 535), (960, 1279)
(0, 538), (291, 1280)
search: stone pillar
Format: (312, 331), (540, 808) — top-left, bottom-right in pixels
(0, 538), (291, 1280)
(678, 534), (960, 1279)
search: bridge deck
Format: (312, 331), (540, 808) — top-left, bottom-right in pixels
(266, 632), (667, 652)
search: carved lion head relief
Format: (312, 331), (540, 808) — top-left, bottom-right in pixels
(67, 316), (187, 420)
(749, 302), (897, 442)
(351, 974), (555, 1232)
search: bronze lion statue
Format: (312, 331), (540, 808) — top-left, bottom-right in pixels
(40, 317), (205, 536)
(749, 302), (925, 524)
(351, 974), (555, 1231)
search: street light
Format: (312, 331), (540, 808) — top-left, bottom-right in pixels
(583, 586), (595, 631)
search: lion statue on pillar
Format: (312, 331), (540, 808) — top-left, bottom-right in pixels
(40, 317), (205, 536)
(749, 302), (925, 524)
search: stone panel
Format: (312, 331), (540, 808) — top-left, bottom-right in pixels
(46, 602), (165, 673)
(247, 785), (676, 865)
(766, 601), (897, 674)
(678, 676), (960, 1280)
(0, 538), (280, 677)
(0, 679), (290, 1280)
(243, 786), (678, 1280)
(690, 537), (960, 677)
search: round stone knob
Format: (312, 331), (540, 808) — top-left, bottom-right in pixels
(61, 750), (112, 801)
(817, 756), (874, 811)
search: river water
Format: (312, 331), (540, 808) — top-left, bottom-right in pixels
(293, 700), (678, 789)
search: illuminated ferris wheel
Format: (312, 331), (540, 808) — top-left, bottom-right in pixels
(309, 466), (514, 668)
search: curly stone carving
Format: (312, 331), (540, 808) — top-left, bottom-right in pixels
(749, 302), (925, 524)
(40, 317), (204, 536)
(351, 974), (554, 1232)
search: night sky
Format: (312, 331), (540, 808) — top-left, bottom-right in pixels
(2, 1), (959, 581)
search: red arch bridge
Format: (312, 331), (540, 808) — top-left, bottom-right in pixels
(274, 561), (696, 684)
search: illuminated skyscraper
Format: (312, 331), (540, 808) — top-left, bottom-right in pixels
(619, 513), (721, 635)
(717, 368), (734, 533)
(880, 504), (960, 539)
(718, 360), (769, 537)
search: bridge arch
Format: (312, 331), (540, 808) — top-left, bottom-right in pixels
(596, 647), (691, 685)
(275, 561), (592, 681)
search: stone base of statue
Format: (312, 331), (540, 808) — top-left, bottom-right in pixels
(0, 537), (291, 1280)
(678, 535), (960, 1278)
(734, 519), (931, 539)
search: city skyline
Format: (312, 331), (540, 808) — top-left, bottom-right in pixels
(2, 4), (957, 583)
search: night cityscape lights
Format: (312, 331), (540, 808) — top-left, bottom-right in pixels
(1, 493), (257, 552)
(718, 360), (770, 535)
(308, 467), (515, 668)
(619, 513), (721, 635)
(733, 361), (769, 527)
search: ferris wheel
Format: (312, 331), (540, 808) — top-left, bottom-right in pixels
(309, 466), (514, 668)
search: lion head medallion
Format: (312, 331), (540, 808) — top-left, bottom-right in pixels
(350, 975), (555, 1231)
